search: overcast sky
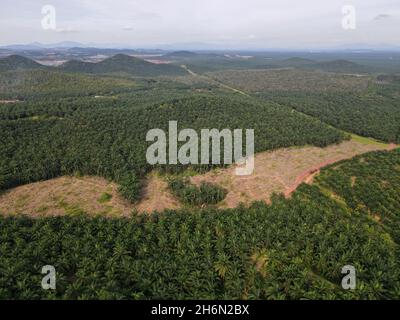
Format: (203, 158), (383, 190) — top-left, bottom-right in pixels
(0, 0), (399, 49)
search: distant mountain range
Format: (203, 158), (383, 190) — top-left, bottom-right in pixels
(1, 42), (87, 50)
(310, 60), (372, 73)
(60, 54), (187, 76)
(280, 57), (316, 67)
(2, 42), (400, 52)
(0, 42), (158, 51)
(164, 51), (198, 58)
(278, 57), (372, 73)
(0, 53), (378, 76)
(0, 54), (187, 77)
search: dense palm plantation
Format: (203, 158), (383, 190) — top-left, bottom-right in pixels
(0, 71), (344, 200)
(207, 69), (400, 143)
(1, 149), (399, 299)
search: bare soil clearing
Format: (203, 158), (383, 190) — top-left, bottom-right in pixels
(0, 176), (134, 217)
(190, 139), (394, 208)
(0, 174), (180, 216)
(0, 139), (395, 216)
(135, 173), (181, 213)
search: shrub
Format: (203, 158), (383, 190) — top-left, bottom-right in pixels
(118, 174), (141, 203)
(168, 178), (227, 206)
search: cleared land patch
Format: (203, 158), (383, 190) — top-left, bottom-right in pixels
(189, 139), (393, 208)
(135, 173), (181, 213)
(0, 176), (134, 217)
(0, 174), (180, 216)
(0, 138), (394, 215)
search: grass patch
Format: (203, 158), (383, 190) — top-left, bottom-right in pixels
(98, 192), (112, 203)
(99, 205), (113, 216)
(350, 134), (389, 147)
(58, 199), (86, 216)
(15, 194), (29, 208)
(37, 205), (49, 213)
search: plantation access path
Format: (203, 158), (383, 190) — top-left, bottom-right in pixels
(0, 99), (20, 103)
(284, 141), (397, 198)
(181, 65), (251, 97)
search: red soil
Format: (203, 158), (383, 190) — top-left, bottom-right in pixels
(284, 143), (398, 198)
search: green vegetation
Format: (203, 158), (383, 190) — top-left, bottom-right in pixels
(262, 85), (400, 143)
(349, 134), (390, 148)
(310, 60), (371, 73)
(57, 199), (86, 216)
(0, 92), (344, 201)
(1, 52), (399, 300)
(208, 69), (370, 93)
(168, 178), (227, 206)
(1, 149), (399, 299)
(118, 174), (141, 203)
(178, 53), (376, 74)
(0, 69), (136, 100)
(0, 55), (45, 72)
(0, 54), (187, 78)
(315, 149), (400, 243)
(207, 69), (399, 143)
(98, 193), (112, 203)
(60, 54), (188, 77)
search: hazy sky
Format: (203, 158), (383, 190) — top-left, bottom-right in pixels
(0, 0), (399, 48)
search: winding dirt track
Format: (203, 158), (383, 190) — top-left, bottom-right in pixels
(189, 139), (395, 208)
(283, 142), (398, 198)
(284, 143), (398, 197)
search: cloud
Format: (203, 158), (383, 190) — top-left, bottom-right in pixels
(55, 27), (79, 33)
(373, 14), (395, 21)
(1, 0), (400, 48)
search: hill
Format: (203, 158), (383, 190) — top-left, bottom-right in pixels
(60, 54), (187, 77)
(0, 55), (45, 72)
(310, 59), (371, 73)
(0, 69), (136, 100)
(274, 58), (371, 74)
(59, 60), (96, 73)
(376, 74), (400, 83)
(164, 50), (198, 58)
(280, 57), (316, 67)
